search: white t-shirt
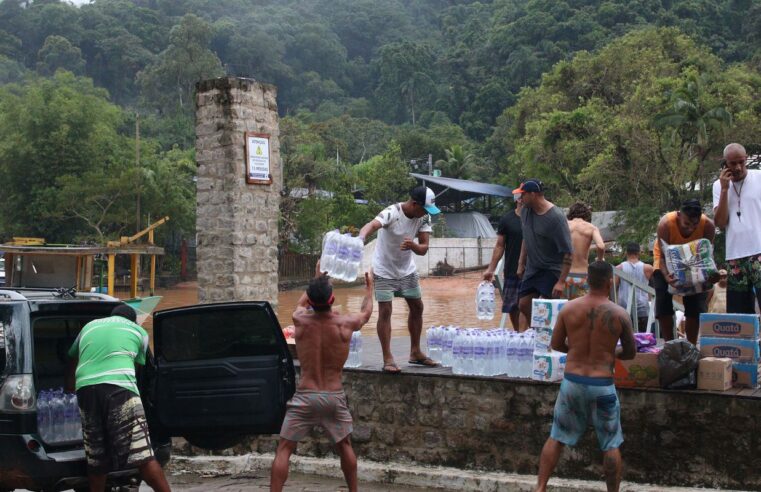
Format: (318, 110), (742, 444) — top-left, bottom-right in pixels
(372, 203), (433, 279)
(712, 169), (761, 260)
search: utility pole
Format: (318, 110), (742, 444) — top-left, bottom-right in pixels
(428, 153), (432, 176)
(136, 112), (141, 231)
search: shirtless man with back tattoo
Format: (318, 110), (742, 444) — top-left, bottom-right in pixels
(535, 261), (636, 492)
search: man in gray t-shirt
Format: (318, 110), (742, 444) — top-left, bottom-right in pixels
(513, 179), (573, 330)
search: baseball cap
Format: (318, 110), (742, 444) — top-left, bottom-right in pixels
(512, 179), (544, 194)
(410, 186), (441, 215)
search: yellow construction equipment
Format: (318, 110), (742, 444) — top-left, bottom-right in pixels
(106, 217), (169, 297)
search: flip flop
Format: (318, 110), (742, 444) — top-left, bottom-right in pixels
(382, 362), (401, 374)
(408, 357), (439, 367)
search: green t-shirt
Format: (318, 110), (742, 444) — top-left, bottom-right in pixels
(68, 315), (149, 396)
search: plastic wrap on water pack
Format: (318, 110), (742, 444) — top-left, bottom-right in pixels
(662, 238), (718, 295)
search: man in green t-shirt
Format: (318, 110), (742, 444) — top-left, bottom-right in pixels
(68, 304), (170, 492)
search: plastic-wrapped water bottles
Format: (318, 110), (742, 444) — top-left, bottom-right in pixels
(38, 388), (82, 443)
(452, 329), (464, 375)
(320, 230), (340, 274)
(476, 282), (496, 320)
(344, 331), (363, 368)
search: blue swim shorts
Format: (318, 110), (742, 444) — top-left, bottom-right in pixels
(550, 373), (624, 451)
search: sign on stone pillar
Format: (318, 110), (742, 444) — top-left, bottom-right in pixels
(195, 77), (281, 305)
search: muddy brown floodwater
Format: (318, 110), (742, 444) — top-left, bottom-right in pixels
(139, 271), (504, 341)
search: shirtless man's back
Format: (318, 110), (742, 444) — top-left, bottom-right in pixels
(271, 270), (373, 492)
(535, 261), (636, 492)
(565, 203), (605, 299)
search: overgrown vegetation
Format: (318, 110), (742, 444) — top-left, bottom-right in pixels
(0, 0), (760, 253)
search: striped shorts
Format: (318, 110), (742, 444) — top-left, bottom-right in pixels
(373, 272), (422, 302)
(77, 384), (154, 474)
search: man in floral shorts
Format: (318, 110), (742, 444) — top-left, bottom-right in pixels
(713, 143), (761, 313)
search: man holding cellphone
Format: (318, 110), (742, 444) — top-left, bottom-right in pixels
(713, 143), (761, 313)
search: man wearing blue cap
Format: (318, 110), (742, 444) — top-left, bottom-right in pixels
(513, 179), (573, 330)
(359, 185), (441, 373)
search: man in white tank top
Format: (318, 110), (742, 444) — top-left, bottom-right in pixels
(615, 243), (654, 333)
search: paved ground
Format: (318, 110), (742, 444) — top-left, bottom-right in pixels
(139, 470), (438, 491)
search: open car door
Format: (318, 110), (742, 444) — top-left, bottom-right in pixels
(152, 301), (295, 449)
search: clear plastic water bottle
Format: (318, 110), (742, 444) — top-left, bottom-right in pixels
(50, 388), (64, 443)
(452, 330), (464, 375)
(462, 331), (474, 375)
(37, 390), (49, 441)
(505, 333), (517, 377)
(331, 234), (351, 281)
(64, 393), (79, 441)
(343, 236), (363, 282)
(72, 393), (82, 440)
(473, 331), (485, 376)
(345, 332), (362, 368)
(320, 230), (339, 275)
(442, 326), (455, 367)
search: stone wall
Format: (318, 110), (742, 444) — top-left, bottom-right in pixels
(195, 77), (281, 305)
(233, 370), (761, 490)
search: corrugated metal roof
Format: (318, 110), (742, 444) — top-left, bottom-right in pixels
(410, 173), (511, 206)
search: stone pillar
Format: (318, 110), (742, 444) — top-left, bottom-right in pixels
(195, 77), (281, 305)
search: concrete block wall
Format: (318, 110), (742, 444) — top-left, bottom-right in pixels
(195, 77), (281, 306)
(223, 371), (761, 490)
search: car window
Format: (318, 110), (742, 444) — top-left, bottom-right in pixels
(159, 308), (280, 362)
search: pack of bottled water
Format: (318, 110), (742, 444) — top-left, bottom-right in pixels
(344, 331), (363, 368)
(321, 230), (364, 282)
(426, 326), (536, 378)
(475, 282), (496, 320)
(37, 388), (82, 443)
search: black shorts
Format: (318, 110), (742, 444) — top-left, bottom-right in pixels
(77, 384), (154, 474)
(519, 270), (559, 299)
(651, 270), (708, 319)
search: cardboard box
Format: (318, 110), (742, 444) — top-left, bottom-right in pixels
(531, 350), (566, 382)
(534, 326), (554, 352)
(614, 352), (660, 388)
(732, 362), (761, 389)
(699, 313), (760, 339)
(530, 299), (567, 330)
(697, 357), (733, 391)
(699, 337), (760, 363)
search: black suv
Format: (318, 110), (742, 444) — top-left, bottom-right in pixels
(0, 289), (295, 491)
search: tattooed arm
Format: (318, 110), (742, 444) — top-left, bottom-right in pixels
(615, 310), (636, 360)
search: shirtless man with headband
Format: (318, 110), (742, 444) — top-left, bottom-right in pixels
(270, 263), (374, 492)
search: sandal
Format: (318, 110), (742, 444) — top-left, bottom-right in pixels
(382, 362), (401, 374)
(408, 356), (439, 367)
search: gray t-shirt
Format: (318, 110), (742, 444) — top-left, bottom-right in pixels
(520, 205), (573, 278)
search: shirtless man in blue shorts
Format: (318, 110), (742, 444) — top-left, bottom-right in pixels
(535, 261), (636, 492)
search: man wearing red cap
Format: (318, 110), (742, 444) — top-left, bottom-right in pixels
(271, 265), (374, 492)
(513, 179), (573, 330)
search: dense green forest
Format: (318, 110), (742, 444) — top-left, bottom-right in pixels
(0, 0), (760, 258)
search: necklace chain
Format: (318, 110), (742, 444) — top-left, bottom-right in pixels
(732, 180), (744, 220)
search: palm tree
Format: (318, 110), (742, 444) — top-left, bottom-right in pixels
(435, 145), (477, 179)
(654, 72), (732, 199)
